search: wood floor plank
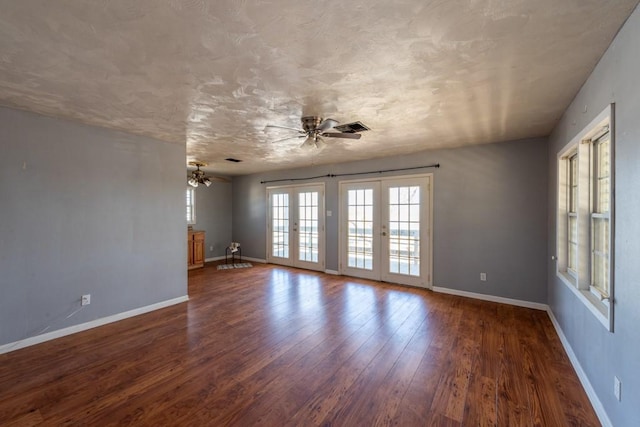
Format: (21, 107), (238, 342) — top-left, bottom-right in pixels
(390, 297), (463, 425)
(496, 306), (532, 426)
(232, 295), (422, 425)
(0, 263), (601, 426)
(82, 281), (355, 424)
(284, 293), (428, 426)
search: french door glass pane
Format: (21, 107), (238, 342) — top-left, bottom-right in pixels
(347, 189), (374, 270)
(389, 186), (420, 276)
(298, 191), (319, 263)
(272, 193), (289, 258)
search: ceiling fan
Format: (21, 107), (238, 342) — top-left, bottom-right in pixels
(265, 116), (370, 149)
(187, 161), (230, 187)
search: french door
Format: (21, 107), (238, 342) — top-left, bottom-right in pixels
(339, 175), (432, 288)
(267, 184), (325, 271)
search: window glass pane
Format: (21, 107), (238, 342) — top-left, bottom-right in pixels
(347, 189), (374, 270)
(399, 187), (409, 204)
(272, 193), (289, 259)
(595, 139), (610, 213)
(591, 217), (609, 294)
(591, 135), (610, 295)
(569, 154), (578, 212)
(186, 188), (196, 223)
(568, 215), (577, 271)
(593, 217), (609, 254)
(388, 186), (420, 277)
(298, 191), (319, 263)
(410, 186), (420, 204)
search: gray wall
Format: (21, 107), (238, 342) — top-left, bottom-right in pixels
(233, 137), (548, 303)
(192, 181), (233, 258)
(547, 5), (640, 426)
(0, 107), (187, 347)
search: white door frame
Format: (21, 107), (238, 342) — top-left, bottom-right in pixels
(266, 183), (326, 272)
(338, 174), (433, 288)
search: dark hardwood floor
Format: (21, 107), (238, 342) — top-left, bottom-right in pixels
(0, 262), (600, 426)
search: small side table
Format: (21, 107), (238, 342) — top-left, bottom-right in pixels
(225, 246), (242, 264)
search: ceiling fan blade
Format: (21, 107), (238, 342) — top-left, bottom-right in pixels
(264, 124), (305, 133)
(317, 118), (339, 132)
(270, 135), (305, 144)
(321, 132), (362, 140)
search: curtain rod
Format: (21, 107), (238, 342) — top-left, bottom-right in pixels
(260, 163), (440, 184)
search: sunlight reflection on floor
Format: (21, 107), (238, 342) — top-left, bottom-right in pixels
(265, 267), (429, 344)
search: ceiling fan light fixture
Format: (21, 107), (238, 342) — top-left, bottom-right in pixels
(314, 135), (327, 149)
(188, 161), (216, 188)
(300, 136), (315, 150)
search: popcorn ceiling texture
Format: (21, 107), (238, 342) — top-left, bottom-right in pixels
(0, 0), (637, 174)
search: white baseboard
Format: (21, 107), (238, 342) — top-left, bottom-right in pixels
(432, 286), (548, 311)
(324, 269), (339, 275)
(241, 256), (267, 263)
(206, 256), (266, 264)
(546, 309), (612, 427)
(0, 295), (189, 355)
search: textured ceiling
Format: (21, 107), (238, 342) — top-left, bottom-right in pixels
(0, 0), (638, 175)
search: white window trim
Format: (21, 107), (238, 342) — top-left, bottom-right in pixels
(556, 104), (614, 332)
(186, 187), (196, 225)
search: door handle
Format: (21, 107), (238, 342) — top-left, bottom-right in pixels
(381, 231), (387, 236)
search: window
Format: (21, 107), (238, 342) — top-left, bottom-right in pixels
(556, 104), (614, 331)
(591, 134), (610, 298)
(186, 187), (196, 224)
(567, 153), (578, 276)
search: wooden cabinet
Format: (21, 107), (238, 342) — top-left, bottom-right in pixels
(188, 230), (205, 270)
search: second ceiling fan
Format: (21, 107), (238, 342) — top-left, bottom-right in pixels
(266, 116), (370, 149)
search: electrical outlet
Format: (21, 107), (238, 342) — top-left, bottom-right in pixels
(81, 294), (91, 306)
(210, 246), (213, 252)
(614, 376), (622, 401)
(480, 273), (487, 282)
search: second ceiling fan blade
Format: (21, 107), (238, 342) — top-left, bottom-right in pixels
(321, 132), (362, 139)
(264, 124), (305, 133)
(317, 118), (339, 132)
(270, 135), (305, 143)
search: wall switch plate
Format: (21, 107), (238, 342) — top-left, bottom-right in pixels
(614, 376), (622, 401)
(81, 294), (91, 306)
(480, 273), (487, 281)
(210, 246), (213, 252)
